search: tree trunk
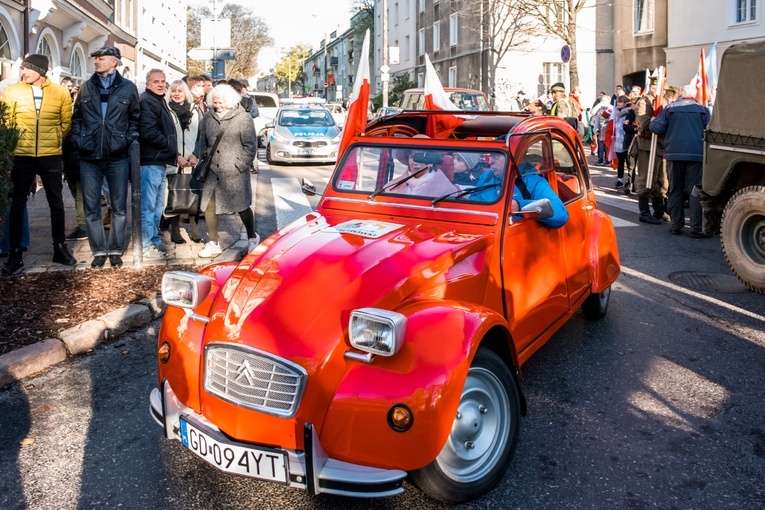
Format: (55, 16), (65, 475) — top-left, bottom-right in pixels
(567, 2), (579, 88)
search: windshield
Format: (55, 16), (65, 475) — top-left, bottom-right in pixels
(449, 92), (490, 111)
(278, 109), (335, 127)
(333, 146), (507, 203)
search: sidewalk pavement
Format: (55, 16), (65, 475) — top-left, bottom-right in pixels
(0, 175), (257, 388)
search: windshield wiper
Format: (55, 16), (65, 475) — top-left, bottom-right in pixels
(369, 168), (428, 200)
(431, 183), (501, 206)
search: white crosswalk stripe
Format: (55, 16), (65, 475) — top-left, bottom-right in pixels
(593, 190), (640, 227)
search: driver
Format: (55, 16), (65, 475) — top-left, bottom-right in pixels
(472, 152), (569, 228)
(390, 149), (459, 197)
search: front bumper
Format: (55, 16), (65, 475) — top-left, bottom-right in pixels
(269, 139), (338, 164)
(150, 380), (406, 498)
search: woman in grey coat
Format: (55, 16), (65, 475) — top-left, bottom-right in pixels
(194, 84), (258, 257)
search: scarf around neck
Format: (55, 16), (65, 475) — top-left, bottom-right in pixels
(169, 100), (192, 131)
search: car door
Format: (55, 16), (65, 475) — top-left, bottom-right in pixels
(550, 136), (592, 305)
(501, 137), (569, 361)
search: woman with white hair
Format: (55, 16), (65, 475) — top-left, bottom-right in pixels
(194, 83), (259, 257)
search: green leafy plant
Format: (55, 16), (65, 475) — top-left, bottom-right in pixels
(0, 100), (20, 242)
(371, 74), (417, 110)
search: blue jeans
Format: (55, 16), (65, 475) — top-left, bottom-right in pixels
(1, 206), (29, 252)
(80, 158), (129, 257)
(140, 165), (167, 250)
(597, 140), (606, 162)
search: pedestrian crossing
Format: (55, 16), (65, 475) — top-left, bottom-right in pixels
(266, 176), (641, 231)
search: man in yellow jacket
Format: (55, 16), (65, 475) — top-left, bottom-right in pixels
(1, 54), (77, 275)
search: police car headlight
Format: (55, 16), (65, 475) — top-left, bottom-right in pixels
(162, 271), (212, 309)
(349, 308), (406, 357)
(330, 134), (341, 144)
(274, 131), (289, 143)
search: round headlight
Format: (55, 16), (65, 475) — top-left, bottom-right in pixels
(158, 342), (171, 363)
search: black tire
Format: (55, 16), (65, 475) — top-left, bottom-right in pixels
(266, 144), (276, 165)
(581, 285), (611, 320)
(721, 185), (765, 294)
(409, 348), (520, 504)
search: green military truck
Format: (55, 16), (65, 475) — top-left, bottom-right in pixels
(701, 40), (765, 294)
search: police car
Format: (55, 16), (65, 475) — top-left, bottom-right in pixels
(265, 103), (341, 165)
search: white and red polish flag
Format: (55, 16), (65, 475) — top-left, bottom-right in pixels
(423, 53), (464, 138)
(688, 47), (712, 106)
(337, 29), (370, 159)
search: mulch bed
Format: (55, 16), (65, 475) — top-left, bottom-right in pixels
(0, 266), (188, 356)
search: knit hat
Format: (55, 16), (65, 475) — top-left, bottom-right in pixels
(550, 82), (566, 93)
(20, 54), (49, 76)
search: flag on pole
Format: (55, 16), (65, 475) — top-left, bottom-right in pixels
(423, 54), (464, 138)
(688, 47), (712, 106)
(705, 42), (718, 103)
(652, 66), (666, 112)
(337, 29), (370, 159)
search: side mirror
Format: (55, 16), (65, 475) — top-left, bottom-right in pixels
(301, 178), (317, 196)
(265, 122), (274, 129)
(519, 198), (554, 221)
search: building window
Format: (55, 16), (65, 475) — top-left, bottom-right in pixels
(733, 0), (757, 23)
(417, 72), (424, 87)
(448, 66), (457, 87)
(418, 28), (425, 55)
(394, 2), (399, 25)
(449, 13), (458, 46)
(633, 0), (654, 33)
(0, 24), (11, 60)
(543, 62), (564, 93)
(433, 21), (440, 52)
(36, 36), (52, 61)
(418, 0), (424, 12)
(404, 35), (410, 61)
(70, 52), (82, 84)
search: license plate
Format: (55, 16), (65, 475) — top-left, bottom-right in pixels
(297, 148), (315, 155)
(179, 417), (289, 484)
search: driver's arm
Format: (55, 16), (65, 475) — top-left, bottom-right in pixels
(514, 174), (569, 228)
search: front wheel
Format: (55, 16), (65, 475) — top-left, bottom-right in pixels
(266, 143), (276, 165)
(721, 185), (765, 294)
(581, 285), (612, 320)
(409, 348), (520, 504)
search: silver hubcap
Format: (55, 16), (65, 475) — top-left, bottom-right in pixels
(436, 366), (510, 483)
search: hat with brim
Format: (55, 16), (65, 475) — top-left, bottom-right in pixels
(90, 46), (121, 59)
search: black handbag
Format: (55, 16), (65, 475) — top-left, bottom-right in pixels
(192, 127), (226, 182)
(165, 170), (202, 216)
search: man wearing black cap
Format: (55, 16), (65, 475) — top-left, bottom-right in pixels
(71, 45), (140, 268)
(1, 54), (77, 275)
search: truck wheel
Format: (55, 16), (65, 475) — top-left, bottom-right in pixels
(410, 348), (520, 504)
(721, 185), (765, 294)
(581, 286), (611, 320)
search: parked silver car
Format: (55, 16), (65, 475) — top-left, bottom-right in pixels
(266, 105), (341, 165)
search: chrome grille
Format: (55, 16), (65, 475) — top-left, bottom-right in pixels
(204, 344), (306, 417)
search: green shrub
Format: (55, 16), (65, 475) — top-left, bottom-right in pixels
(0, 101), (20, 242)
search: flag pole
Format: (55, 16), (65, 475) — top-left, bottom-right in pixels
(646, 133), (657, 188)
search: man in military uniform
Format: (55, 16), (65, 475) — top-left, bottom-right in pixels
(634, 78), (670, 224)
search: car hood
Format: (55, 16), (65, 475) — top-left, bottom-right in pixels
(276, 124), (340, 139)
(204, 213), (492, 362)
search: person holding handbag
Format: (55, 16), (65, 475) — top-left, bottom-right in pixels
(194, 84), (259, 258)
(165, 79), (202, 243)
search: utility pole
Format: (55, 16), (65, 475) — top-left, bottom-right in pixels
(381, 0), (389, 108)
(288, 52), (292, 98)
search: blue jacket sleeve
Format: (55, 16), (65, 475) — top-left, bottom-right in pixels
(649, 107), (668, 135)
(514, 173), (569, 228)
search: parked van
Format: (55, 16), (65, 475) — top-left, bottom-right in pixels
(400, 87), (491, 111)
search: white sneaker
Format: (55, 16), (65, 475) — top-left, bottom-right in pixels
(248, 234), (260, 252)
(143, 246), (167, 260)
(198, 241), (222, 258)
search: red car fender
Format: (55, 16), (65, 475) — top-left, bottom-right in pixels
(588, 209), (621, 293)
(317, 300), (513, 472)
(156, 263), (238, 409)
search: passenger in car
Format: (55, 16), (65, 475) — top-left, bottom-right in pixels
(389, 149), (459, 197)
(451, 152), (484, 186)
(472, 153), (569, 228)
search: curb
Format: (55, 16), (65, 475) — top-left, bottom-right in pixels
(0, 243), (250, 389)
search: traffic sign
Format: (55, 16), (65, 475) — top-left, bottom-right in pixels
(561, 45), (571, 64)
(187, 48), (237, 61)
(380, 64), (390, 74)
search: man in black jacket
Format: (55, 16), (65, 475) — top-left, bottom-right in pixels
(71, 46), (140, 268)
(138, 69), (178, 260)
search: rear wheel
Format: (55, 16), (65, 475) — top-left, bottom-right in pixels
(581, 285), (611, 320)
(721, 185), (765, 294)
(410, 348), (520, 504)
